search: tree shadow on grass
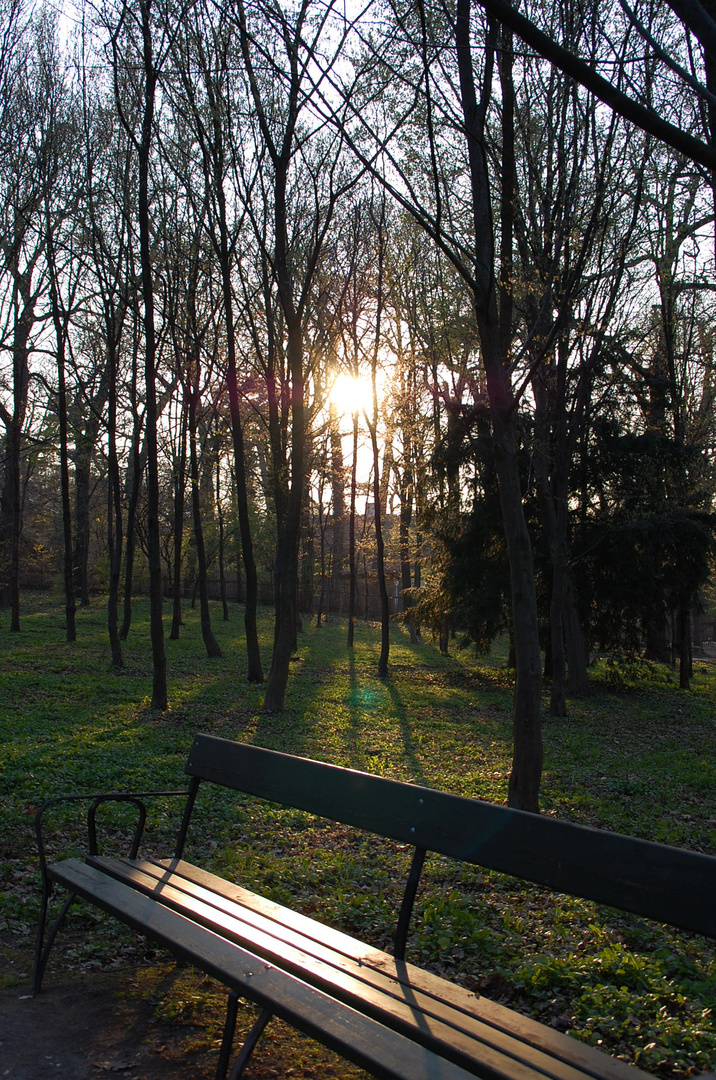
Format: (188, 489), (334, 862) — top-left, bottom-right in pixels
(383, 674), (426, 786)
(342, 649), (426, 786)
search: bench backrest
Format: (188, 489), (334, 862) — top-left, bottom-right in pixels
(185, 734), (715, 939)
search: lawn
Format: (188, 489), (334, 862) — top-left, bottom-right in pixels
(1, 592), (715, 1077)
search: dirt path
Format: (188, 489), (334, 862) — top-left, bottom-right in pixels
(1, 965), (361, 1079)
(0, 971), (214, 1080)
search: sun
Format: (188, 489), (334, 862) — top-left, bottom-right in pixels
(329, 372), (374, 418)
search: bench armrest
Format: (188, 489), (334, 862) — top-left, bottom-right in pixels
(35, 790), (188, 890)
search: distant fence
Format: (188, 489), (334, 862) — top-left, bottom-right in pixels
(177, 571), (403, 622)
(16, 567), (402, 622)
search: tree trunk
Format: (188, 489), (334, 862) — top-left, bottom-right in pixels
(372, 443), (391, 677)
(564, 575), (589, 692)
(347, 413), (359, 647)
(692, 602), (704, 652)
(457, 2), (542, 809)
(136, 0), (166, 709)
(298, 480), (315, 618)
(316, 490), (326, 628)
(169, 405), (188, 641)
(8, 287), (32, 631)
(119, 418), (143, 641)
(329, 403), (346, 600)
(490, 376), (543, 810)
(548, 565), (567, 717)
(106, 333), (123, 669)
(369, 203), (390, 677)
(263, 313), (305, 711)
(72, 438), (93, 607)
(531, 392), (568, 715)
(216, 457), (229, 622)
(399, 471), (418, 644)
(209, 97), (263, 681)
(71, 365), (110, 609)
(221, 273), (263, 679)
(1, 266), (35, 632)
(46, 221), (76, 643)
(679, 605), (691, 689)
(8, 413), (21, 633)
(189, 394), (221, 658)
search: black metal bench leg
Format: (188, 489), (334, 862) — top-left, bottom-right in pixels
(215, 993), (272, 1080)
(215, 991), (240, 1080)
(228, 1006), (272, 1080)
(32, 889), (76, 996)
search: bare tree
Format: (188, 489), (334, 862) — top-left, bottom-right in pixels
(40, 23), (84, 642)
(108, 0), (178, 708)
(231, 0), (360, 711)
(161, 177), (222, 658)
(0, 4), (58, 631)
(325, 4), (545, 807)
(170, 1), (263, 679)
(79, 52), (138, 665)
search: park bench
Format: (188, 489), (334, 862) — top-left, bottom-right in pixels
(34, 734), (716, 1080)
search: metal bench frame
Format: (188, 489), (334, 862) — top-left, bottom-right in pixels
(34, 734), (716, 1080)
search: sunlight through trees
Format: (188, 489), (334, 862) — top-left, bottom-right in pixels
(1, 0), (715, 806)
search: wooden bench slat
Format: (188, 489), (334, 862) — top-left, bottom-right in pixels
(88, 854), (646, 1080)
(85, 855), (570, 1080)
(49, 858), (481, 1080)
(157, 858), (646, 1080)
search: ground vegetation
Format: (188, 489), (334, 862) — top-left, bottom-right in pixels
(1, 596), (715, 1076)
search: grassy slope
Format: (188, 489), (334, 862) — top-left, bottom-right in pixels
(1, 593), (714, 1077)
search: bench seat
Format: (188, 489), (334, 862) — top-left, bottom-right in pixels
(49, 852), (647, 1080)
(35, 735), (715, 1080)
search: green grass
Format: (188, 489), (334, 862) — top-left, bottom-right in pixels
(1, 593), (715, 1077)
